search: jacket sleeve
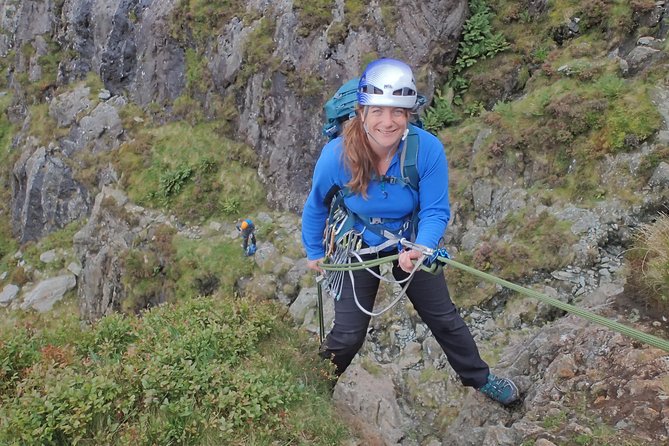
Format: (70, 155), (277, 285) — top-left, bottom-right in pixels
(301, 141), (343, 260)
(414, 130), (450, 250)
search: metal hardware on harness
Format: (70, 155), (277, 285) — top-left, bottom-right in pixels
(320, 228), (431, 316)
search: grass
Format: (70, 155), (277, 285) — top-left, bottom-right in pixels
(626, 213), (669, 310)
(169, 0), (244, 45)
(474, 73), (662, 203)
(171, 233), (255, 297)
(18, 221), (84, 274)
(293, 0), (334, 37)
(0, 92), (18, 270)
(115, 121), (266, 223)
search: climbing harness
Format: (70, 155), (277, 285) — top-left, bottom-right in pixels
(319, 211), (437, 317)
(317, 244), (669, 353)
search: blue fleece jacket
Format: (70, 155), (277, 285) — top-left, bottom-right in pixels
(301, 125), (450, 260)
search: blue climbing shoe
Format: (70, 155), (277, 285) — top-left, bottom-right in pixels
(478, 373), (519, 405)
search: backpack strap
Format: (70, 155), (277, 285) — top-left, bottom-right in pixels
(399, 125), (420, 240)
(400, 125), (420, 191)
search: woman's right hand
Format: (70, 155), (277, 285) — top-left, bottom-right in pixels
(307, 258), (324, 273)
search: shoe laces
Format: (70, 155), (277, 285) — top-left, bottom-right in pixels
(479, 374), (516, 401)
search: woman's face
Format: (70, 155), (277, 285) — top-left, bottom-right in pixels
(363, 106), (409, 152)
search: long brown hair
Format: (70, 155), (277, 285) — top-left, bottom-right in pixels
(342, 107), (377, 197)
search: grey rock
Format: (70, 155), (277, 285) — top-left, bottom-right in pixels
(649, 162), (669, 188)
(48, 85), (92, 128)
(67, 261), (82, 276)
(289, 286), (334, 336)
(624, 46), (665, 75)
(472, 180), (493, 212)
(334, 364), (407, 446)
(39, 249), (58, 263)
(20, 274), (76, 312)
(12, 146), (91, 243)
(0, 284), (20, 306)
(66, 98), (125, 154)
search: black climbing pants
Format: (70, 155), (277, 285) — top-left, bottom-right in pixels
(319, 253), (490, 388)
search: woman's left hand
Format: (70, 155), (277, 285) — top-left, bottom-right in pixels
(398, 249), (423, 273)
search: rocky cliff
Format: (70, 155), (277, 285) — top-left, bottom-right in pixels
(2, 0), (467, 230)
(2, 0), (669, 445)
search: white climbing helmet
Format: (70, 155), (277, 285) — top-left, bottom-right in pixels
(357, 58), (418, 109)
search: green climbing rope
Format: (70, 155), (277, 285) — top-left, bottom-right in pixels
(320, 253), (669, 353)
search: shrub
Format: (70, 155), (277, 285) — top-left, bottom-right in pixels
(628, 213), (669, 310)
(0, 296), (350, 444)
(423, 0), (509, 132)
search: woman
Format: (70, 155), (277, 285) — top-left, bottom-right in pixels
(301, 58), (518, 405)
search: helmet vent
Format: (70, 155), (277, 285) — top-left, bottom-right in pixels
(360, 85), (384, 95)
(393, 87), (415, 96)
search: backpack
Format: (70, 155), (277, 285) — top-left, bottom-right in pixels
(321, 77), (426, 191)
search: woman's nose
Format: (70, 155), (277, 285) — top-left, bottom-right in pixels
(379, 109), (395, 123)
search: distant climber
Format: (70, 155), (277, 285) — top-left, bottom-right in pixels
(236, 219), (256, 256)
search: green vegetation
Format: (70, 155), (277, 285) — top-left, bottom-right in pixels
(115, 122), (265, 222)
(293, 0), (334, 37)
(424, 0), (509, 132)
(0, 295), (349, 445)
(169, 0), (243, 45)
(20, 221), (83, 272)
(379, 0), (400, 36)
(626, 213), (669, 311)
(326, 21), (348, 46)
(446, 75), (661, 204)
(434, 0), (665, 300)
(0, 50), (12, 90)
(25, 102), (69, 147)
(239, 16), (278, 84)
(287, 69), (327, 100)
(343, 0), (366, 30)
(171, 232), (255, 298)
(0, 92), (18, 269)
(445, 251), (497, 308)
(184, 48), (212, 97)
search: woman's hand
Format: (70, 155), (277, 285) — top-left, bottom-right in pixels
(307, 258), (324, 273)
(398, 249), (422, 273)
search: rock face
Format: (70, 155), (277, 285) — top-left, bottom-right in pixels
(2, 0), (468, 228)
(4, 1), (669, 444)
(73, 188), (134, 320)
(73, 187), (180, 321)
(11, 145), (91, 243)
(441, 303), (669, 445)
(8, 78), (131, 243)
